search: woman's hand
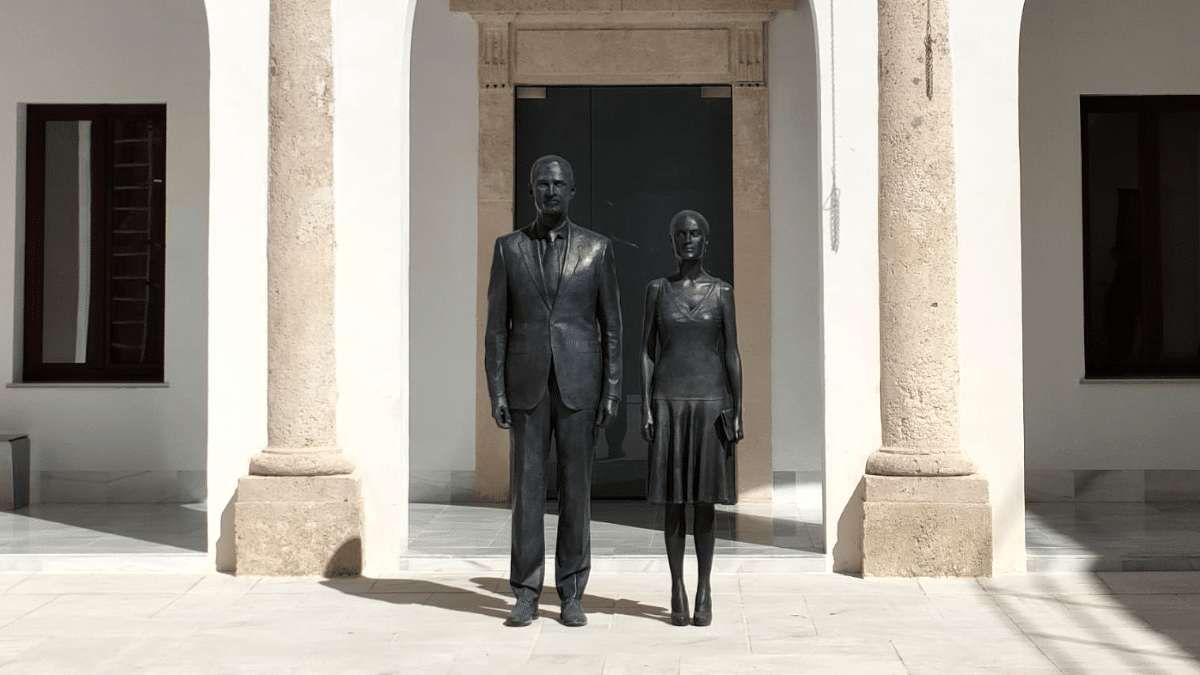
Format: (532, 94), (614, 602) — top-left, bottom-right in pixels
(641, 407), (655, 442)
(732, 409), (744, 442)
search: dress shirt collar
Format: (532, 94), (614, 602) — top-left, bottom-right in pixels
(530, 220), (568, 243)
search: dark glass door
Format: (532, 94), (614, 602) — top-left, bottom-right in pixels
(516, 86), (733, 499)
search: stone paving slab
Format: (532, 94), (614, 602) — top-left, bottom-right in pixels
(0, 571), (1199, 673)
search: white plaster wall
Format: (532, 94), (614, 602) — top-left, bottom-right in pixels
(951, 0), (1028, 573)
(334, 0), (415, 574)
(810, 0), (882, 573)
(769, 4), (824, 476)
(407, 0), (480, 498)
(0, 0), (209, 499)
(1021, 0), (1200, 471)
(205, 0), (269, 571)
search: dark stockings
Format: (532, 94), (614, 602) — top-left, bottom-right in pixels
(664, 503), (715, 625)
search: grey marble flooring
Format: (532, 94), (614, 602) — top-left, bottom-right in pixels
(404, 501), (827, 573)
(1027, 502), (1200, 572)
(0, 504), (207, 571)
(4, 500), (1200, 574)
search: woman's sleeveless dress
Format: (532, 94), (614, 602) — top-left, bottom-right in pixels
(646, 278), (736, 505)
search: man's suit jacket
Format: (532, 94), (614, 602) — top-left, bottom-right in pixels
(485, 221), (622, 412)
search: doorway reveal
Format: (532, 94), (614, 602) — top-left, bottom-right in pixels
(458, 2), (787, 503)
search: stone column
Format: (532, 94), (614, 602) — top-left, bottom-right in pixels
(862, 0), (991, 577)
(235, 0), (363, 577)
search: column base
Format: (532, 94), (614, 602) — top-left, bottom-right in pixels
(249, 446), (355, 476)
(235, 475), (363, 576)
(866, 446), (976, 476)
(862, 474), (992, 577)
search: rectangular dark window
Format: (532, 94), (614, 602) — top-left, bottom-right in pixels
(23, 104), (166, 382)
(1083, 96), (1200, 378)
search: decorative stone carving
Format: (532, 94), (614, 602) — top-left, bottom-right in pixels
(479, 24), (509, 88)
(734, 25), (765, 86)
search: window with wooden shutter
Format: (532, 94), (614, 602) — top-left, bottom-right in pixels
(23, 104), (166, 382)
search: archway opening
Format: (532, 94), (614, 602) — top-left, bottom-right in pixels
(0, 0), (211, 568)
(406, 0), (824, 570)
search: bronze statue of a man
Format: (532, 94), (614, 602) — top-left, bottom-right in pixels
(484, 155), (622, 628)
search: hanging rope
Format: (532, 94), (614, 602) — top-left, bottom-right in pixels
(925, 0), (934, 100)
(825, 0), (841, 252)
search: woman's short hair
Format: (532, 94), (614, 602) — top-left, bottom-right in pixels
(669, 209), (710, 238)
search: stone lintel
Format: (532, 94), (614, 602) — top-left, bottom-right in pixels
(865, 474), (989, 504)
(235, 475), (363, 577)
(451, 0), (794, 14)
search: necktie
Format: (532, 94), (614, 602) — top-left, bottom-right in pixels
(542, 232), (562, 302)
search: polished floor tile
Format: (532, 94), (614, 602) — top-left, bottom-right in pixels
(4, 500), (1200, 575)
(404, 501), (826, 573)
(1027, 502), (1200, 572)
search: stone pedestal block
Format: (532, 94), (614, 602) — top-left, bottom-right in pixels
(235, 475), (363, 577)
(0, 435), (30, 510)
(862, 475), (992, 577)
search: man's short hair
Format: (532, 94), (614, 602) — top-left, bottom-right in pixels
(529, 155), (575, 187)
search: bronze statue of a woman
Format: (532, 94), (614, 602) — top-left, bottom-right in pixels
(640, 209), (744, 627)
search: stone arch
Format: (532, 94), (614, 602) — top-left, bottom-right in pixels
(405, 0), (826, 556)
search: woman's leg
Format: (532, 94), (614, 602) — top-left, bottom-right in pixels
(692, 503), (715, 626)
(664, 503), (689, 625)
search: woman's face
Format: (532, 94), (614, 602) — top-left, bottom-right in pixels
(672, 217), (707, 261)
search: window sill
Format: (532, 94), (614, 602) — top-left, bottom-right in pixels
(6, 381), (170, 389)
(1079, 378), (1200, 385)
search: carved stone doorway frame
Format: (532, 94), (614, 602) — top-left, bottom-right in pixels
(457, 0), (791, 503)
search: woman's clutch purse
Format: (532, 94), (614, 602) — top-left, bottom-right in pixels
(716, 408), (738, 451)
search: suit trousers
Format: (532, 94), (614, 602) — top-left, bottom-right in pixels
(509, 367), (595, 605)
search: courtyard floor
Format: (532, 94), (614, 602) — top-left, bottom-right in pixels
(1, 569), (1200, 673)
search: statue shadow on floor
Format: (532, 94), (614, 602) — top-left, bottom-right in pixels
(586, 501), (824, 554)
(319, 575), (673, 624)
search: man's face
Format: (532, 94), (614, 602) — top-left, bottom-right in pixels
(530, 161), (574, 218)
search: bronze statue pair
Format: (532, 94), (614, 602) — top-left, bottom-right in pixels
(485, 155), (744, 629)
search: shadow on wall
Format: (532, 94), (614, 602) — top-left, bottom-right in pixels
(832, 477), (864, 575)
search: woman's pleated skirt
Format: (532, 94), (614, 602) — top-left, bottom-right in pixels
(646, 397), (737, 505)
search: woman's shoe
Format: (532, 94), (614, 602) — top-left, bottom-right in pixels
(670, 581), (689, 626)
(693, 583), (712, 626)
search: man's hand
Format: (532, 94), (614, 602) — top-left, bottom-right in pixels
(595, 397), (619, 428)
(492, 397), (512, 429)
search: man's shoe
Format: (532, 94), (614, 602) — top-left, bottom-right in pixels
(560, 599), (587, 627)
(505, 600), (538, 627)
